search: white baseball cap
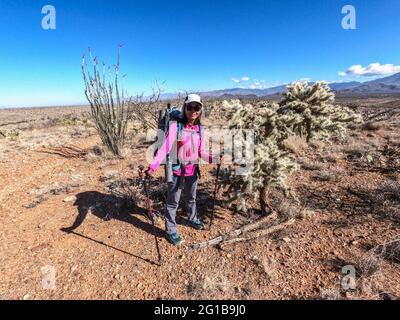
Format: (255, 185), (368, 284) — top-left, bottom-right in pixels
(184, 94), (203, 107)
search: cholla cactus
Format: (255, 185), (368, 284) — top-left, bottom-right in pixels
(221, 82), (362, 215)
(221, 100), (299, 213)
(279, 81), (362, 142)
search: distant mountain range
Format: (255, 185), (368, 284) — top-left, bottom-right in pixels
(161, 72), (400, 100)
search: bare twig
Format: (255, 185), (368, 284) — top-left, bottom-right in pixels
(220, 219), (295, 247)
(191, 212), (281, 249)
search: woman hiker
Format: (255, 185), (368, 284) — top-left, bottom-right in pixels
(139, 94), (222, 246)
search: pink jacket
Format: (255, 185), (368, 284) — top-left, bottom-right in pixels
(149, 122), (216, 176)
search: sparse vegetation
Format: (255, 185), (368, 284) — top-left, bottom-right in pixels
(220, 82), (362, 215)
(0, 129), (20, 141)
(82, 47), (134, 157)
(1, 83), (399, 300)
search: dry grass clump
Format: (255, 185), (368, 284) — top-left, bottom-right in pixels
(187, 271), (232, 299)
(373, 181), (400, 222)
(314, 169), (342, 182)
(342, 143), (370, 159)
(299, 159), (322, 171)
(322, 152), (340, 163)
(283, 136), (308, 155)
(362, 121), (384, 131)
(0, 129), (20, 141)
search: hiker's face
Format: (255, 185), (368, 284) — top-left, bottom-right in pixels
(185, 103), (202, 121)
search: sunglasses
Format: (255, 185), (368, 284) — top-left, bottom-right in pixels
(186, 104), (202, 112)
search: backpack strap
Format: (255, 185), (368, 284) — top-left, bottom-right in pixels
(172, 122), (183, 171)
(177, 122), (183, 140)
(196, 125), (202, 179)
(172, 123), (203, 172)
(199, 125), (202, 141)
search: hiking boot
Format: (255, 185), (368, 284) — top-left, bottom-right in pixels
(166, 232), (182, 246)
(188, 219), (205, 230)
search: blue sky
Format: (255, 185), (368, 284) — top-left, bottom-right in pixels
(0, 0), (399, 107)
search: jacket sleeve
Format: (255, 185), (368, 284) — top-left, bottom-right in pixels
(199, 127), (219, 164)
(149, 122), (178, 174)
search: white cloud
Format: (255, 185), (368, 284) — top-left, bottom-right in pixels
(250, 81), (268, 89)
(231, 76), (250, 84)
(339, 63), (400, 77)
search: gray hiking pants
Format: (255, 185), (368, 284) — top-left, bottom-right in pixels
(165, 173), (198, 235)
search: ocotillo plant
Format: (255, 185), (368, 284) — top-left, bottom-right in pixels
(82, 46), (132, 157)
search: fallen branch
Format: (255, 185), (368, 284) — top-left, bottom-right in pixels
(191, 212), (282, 249)
(220, 219), (295, 248)
(37, 145), (88, 158)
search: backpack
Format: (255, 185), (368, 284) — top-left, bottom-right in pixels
(157, 105), (203, 175)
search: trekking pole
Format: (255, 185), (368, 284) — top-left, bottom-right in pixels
(138, 165), (162, 266)
(208, 155), (223, 231)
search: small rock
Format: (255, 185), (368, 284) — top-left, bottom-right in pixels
(282, 237), (291, 243)
(23, 294), (31, 300)
(63, 196), (76, 203)
(24, 203), (37, 209)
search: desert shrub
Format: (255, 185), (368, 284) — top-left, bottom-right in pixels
(0, 129), (20, 141)
(82, 47), (134, 157)
(220, 99), (299, 213)
(102, 171), (167, 212)
(298, 159), (322, 171)
(283, 135), (308, 155)
(220, 82), (362, 215)
(82, 47), (163, 156)
(279, 81), (363, 142)
(323, 153), (340, 163)
(351, 181), (400, 223)
(382, 144), (400, 172)
(83, 144), (116, 163)
(344, 142), (400, 173)
(314, 170), (341, 182)
(343, 143), (370, 159)
(362, 121), (383, 131)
